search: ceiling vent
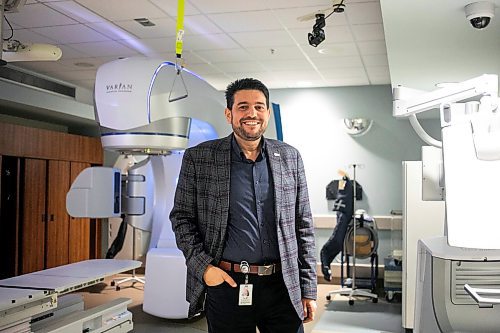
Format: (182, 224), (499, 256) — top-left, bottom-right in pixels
(134, 18), (156, 27)
(0, 66), (76, 98)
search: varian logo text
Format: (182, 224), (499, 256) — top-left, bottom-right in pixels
(106, 83), (133, 93)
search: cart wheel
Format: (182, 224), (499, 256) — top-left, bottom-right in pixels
(348, 299), (354, 305)
(326, 295), (331, 301)
(110, 281), (115, 287)
(116, 286), (121, 291)
(386, 291), (394, 302)
(372, 297), (378, 303)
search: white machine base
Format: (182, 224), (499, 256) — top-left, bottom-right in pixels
(143, 247), (190, 319)
(415, 237), (500, 333)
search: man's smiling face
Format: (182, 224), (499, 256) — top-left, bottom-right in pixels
(225, 89), (270, 142)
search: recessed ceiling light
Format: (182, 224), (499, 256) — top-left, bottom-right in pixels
(74, 62), (94, 68)
(134, 18), (156, 27)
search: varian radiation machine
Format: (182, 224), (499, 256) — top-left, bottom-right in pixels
(67, 57), (233, 319)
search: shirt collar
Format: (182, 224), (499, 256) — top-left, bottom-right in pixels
(231, 134), (266, 161)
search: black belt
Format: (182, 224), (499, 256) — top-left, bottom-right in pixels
(219, 260), (281, 276)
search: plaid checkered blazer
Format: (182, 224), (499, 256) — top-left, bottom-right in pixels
(170, 134), (317, 318)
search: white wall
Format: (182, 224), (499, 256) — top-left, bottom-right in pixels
(271, 84), (435, 216)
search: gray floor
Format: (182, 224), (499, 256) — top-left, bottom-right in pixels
(313, 295), (404, 333)
(80, 276), (404, 333)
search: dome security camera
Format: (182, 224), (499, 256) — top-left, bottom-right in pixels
(464, 1), (495, 29)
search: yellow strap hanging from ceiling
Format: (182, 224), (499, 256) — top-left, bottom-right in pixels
(175, 0), (185, 59)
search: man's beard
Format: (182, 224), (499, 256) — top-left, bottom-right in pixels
(232, 120), (266, 141)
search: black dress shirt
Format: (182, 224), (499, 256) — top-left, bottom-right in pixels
(221, 136), (280, 264)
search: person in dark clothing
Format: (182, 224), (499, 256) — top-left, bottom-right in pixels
(170, 78), (317, 332)
(320, 177), (355, 281)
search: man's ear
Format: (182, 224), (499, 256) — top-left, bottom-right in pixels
(224, 108), (232, 124)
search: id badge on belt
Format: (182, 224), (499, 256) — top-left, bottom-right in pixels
(238, 261), (253, 306)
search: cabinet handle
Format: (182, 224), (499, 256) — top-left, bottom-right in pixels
(50, 214), (55, 222)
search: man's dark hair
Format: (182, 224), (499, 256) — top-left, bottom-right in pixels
(225, 78), (269, 109)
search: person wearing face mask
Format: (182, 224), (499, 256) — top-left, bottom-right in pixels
(170, 78), (317, 333)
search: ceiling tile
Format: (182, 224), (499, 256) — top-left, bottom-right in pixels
(75, 0), (167, 21)
(246, 46), (304, 61)
(351, 23), (385, 42)
(207, 11), (283, 33)
(324, 77), (370, 86)
(311, 55), (364, 68)
(184, 15), (223, 35)
(365, 65), (390, 78)
(5, 3), (78, 28)
(46, 1), (107, 23)
(261, 58), (314, 71)
(188, 0), (269, 14)
(229, 30), (296, 48)
(362, 54), (388, 67)
(345, 2), (383, 24)
(68, 40), (139, 57)
(114, 17), (177, 38)
(138, 36), (176, 53)
(149, 0), (201, 16)
(321, 67), (367, 79)
(194, 48), (253, 63)
(86, 21), (142, 40)
(264, 0), (333, 9)
(8, 28), (59, 44)
(183, 63), (223, 75)
(1, 0), (388, 92)
(35, 24), (111, 44)
(184, 34), (240, 51)
(267, 70), (323, 81)
(216, 61), (266, 74)
(357, 40), (387, 55)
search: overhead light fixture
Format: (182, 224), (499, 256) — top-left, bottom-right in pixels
(2, 40), (62, 62)
(308, 14), (326, 47)
(343, 118), (373, 137)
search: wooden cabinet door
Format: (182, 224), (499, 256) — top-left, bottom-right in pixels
(45, 160), (70, 268)
(21, 158), (46, 274)
(68, 162), (91, 263)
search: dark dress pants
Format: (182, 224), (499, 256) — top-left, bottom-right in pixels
(205, 270), (304, 333)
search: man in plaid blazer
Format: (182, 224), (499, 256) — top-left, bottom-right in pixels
(170, 78), (317, 332)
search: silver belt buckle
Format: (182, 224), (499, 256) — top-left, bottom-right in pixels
(258, 264), (273, 276)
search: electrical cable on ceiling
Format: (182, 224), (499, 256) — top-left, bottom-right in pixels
(3, 15), (14, 40)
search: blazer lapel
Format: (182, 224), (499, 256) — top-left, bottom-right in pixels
(213, 134), (232, 260)
(267, 139), (282, 224)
